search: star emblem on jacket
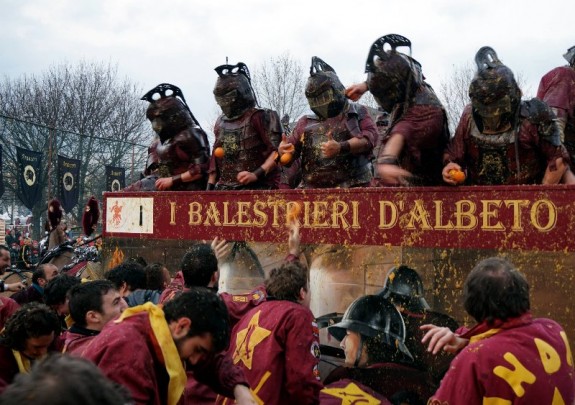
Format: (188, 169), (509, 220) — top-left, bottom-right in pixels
(233, 310), (271, 370)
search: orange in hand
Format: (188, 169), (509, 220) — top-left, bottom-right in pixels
(449, 169), (466, 183)
(214, 147), (225, 158)
(280, 153), (293, 165)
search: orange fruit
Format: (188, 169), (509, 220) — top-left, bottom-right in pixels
(449, 169), (466, 183)
(280, 153), (293, 165)
(287, 202), (301, 222)
(214, 147), (225, 158)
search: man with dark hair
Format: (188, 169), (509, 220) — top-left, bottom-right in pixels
(0, 302), (62, 391)
(63, 280), (127, 355)
(104, 261), (147, 298)
(181, 244), (219, 288)
(323, 295), (432, 405)
(423, 257), (575, 404)
(0, 354), (131, 405)
(44, 274), (82, 319)
(145, 262), (171, 291)
(217, 261), (322, 405)
(82, 288), (256, 405)
(11, 263), (59, 305)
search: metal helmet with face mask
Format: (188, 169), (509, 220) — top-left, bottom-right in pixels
(328, 294), (413, 366)
(365, 34), (423, 112)
(305, 57), (347, 120)
(141, 83), (199, 143)
(468, 47), (522, 134)
(562, 45), (575, 68)
(213, 62), (256, 119)
(379, 265), (430, 313)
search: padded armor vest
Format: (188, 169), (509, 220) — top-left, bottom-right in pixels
(300, 105), (372, 188)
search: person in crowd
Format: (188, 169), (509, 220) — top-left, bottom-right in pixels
(43, 274), (82, 329)
(0, 245), (26, 294)
(0, 302), (62, 391)
(537, 45), (575, 163)
(422, 257), (575, 404)
(278, 56), (377, 188)
(63, 280), (127, 355)
(346, 34), (450, 186)
(443, 46), (574, 185)
(82, 288), (256, 405)
(208, 62), (282, 190)
(124, 262), (171, 306)
(378, 265), (458, 388)
(104, 261), (147, 301)
(0, 354), (132, 405)
(324, 295), (433, 405)
(216, 260), (322, 405)
(124, 83), (210, 191)
(11, 263), (59, 305)
(15, 237), (33, 270)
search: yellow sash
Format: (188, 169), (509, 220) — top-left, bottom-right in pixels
(12, 350), (31, 374)
(115, 302), (186, 405)
(469, 328), (501, 344)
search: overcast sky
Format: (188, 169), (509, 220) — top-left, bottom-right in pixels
(1, 0), (573, 134)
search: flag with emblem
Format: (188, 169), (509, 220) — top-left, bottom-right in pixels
(58, 155), (81, 212)
(16, 146), (43, 210)
(105, 165), (125, 192)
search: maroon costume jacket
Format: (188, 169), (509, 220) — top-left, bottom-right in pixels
(216, 299), (323, 405)
(537, 66), (575, 158)
(288, 103), (377, 188)
(62, 325), (99, 356)
(0, 296), (19, 331)
(374, 84), (449, 186)
(82, 311), (248, 405)
(210, 107), (282, 190)
(11, 284), (43, 305)
(445, 103), (569, 185)
(429, 313), (575, 405)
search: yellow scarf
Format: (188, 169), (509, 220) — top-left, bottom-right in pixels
(12, 350), (31, 374)
(469, 328), (501, 344)
(115, 302), (186, 405)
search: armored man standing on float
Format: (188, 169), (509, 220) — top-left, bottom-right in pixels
(208, 62), (282, 190)
(125, 83), (210, 191)
(279, 57), (377, 188)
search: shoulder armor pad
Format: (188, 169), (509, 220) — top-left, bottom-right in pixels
(521, 98), (562, 146)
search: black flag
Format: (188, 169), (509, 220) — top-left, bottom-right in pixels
(58, 155), (81, 212)
(16, 146), (43, 210)
(105, 166), (125, 192)
(0, 144), (4, 198)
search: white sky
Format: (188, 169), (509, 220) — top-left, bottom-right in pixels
(1, 0), (573, 134)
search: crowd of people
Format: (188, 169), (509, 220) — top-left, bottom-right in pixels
(0, 220), (573, 404)
(0, 33), (574, 404)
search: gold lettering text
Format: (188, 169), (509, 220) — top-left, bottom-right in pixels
(454, 200), (477, 230)
(530, 200), (557, 232)
(188, 202), (202, 225)
(481, 200), (504, 231)
(534, 338), (561, 374)
(169, 201), (176, 225)
(493, 352), (536, 397)
(406, 200), (432, 230)
(378, 201), (398, 229)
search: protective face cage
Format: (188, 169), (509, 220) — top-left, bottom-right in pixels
(469, 47), (521, 134)
(564, 45), (575, 67)
(305, 56), (347, 119)
(141, 83), (200, 127)
(380, 265), (430, 313)
(213, 62), (256, 119)
(364, 34), (422, 111)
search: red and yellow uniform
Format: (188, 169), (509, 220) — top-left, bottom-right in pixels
(217, 299), (323, 405)
(320, 379), (392, 405)
(429, 313), (575, 405)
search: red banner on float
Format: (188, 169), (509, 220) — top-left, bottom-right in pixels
(103, 185), (575, 252)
